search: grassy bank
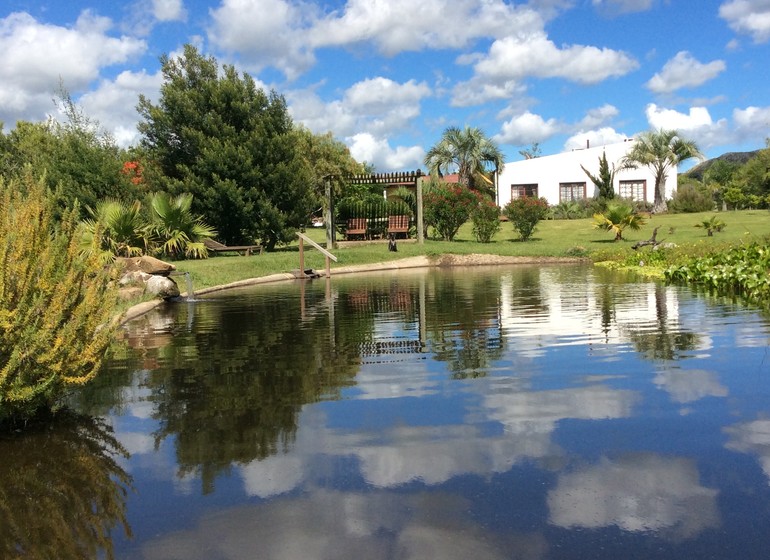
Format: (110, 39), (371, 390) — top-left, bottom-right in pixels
(173, 210), (770, 291)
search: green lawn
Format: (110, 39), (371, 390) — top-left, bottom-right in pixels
(174, 210), (770, 291)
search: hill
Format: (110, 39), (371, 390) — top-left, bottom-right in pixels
(683, 150), (761, 181)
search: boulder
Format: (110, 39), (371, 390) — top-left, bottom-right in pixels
(145, 275), (180, 299)
(116, 256), (176, 276)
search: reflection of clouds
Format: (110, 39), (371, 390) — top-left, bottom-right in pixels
(350, 362), (437, 400)
(724, 419), (770, 482)
(141, 489), (546, 560)
(654, 368), (728, 404)
(351, 425), (556, 487)
(484, 382), (638, 434)
(240, 453), (304, 498)
(548, 454), (719, 539)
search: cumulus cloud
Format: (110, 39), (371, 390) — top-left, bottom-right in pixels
(0, 11), (146, 122)
(564, 127), (629, 151)
(152, 0), (187, 21)
(308, 0), (543, 56)
(644, 103), (732, 150)
(79, 69), (163, 147)
(653, 368), (728, 404)
(472, 33), (638, 84)
(646, 51), (726, 93)
(494, 111), (561, 145)
(732, 105), (770, 142)
(347, 133), (425, 171)
(720, 0), (770, 43)
(207, 0), (316, 80)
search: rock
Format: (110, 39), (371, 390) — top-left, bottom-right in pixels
(145, 275), (180, 299)
(116, 256), (176, 276)
(118, 270), (152, 286)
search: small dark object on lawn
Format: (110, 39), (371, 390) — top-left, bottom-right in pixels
(388, 234), (398, 252)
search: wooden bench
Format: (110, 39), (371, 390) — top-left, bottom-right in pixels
(345, 218), (367, 240)
(388, 215), (410, 238)
(204, 238), (263, 256)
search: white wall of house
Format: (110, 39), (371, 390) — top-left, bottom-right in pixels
(496, 139), (678, 208)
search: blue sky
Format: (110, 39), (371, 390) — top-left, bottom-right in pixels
(2, 0), (769, 171)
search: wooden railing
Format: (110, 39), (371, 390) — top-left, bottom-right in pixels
(297, 232), (338, 278)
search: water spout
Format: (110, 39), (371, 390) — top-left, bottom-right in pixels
(183, 272), (195, 300)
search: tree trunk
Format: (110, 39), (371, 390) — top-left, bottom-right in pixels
(653, 176), (667, 213)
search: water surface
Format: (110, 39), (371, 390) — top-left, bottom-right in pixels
(6, 264), (770, 559)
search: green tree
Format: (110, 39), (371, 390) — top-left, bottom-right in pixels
(581, 151), (616, 199)
(620, 129), (703, 213)
(519, 142), (541, 160)
(593, 202), (646, 241)
(137, 44), (314, 251)
(0, 174), (119, 423)
(424, 125), (505, 195)
(0, 94), (135, 219)
(503, 196), (549, 241)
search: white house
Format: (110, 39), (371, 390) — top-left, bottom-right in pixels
(496, 139), (678, 208)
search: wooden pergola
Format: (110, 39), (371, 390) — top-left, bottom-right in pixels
(324, 170), (425, 249)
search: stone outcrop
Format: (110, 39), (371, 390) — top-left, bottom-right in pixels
(115, 256), (180, 300)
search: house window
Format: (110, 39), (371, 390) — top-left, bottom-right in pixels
(511, 184), (538, 199)
(559, 182), (586, 202)
(619, 180), (646, 200)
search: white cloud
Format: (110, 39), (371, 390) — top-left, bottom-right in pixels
(494, 111), (561, 145)
(732, 105), (770, 143)
(548, 454), (720, 538)
(577, 104), (620, 129)
(152, 0), (187, 21)
(347, 133), (425, 171)
(0, 11), (146, 123)
(287, 77), (429, 169)
(79, 69), (163, 147)
(207, 0), (316, 80)
(720, 0), (770, 43)
(308, 0), (544, 56)
(646, 51), (726, 93)
(564, 127), (628, 151)
(644, 103), (732, 150)
(472, 33), (638, 84)
(645, 103), (715, 131)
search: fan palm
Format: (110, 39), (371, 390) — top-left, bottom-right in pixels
(148, 192), (217, 259)
(81, 199), (150, 260)
(593, 203), (646, 241)
(424, 126), (505, 196)
(620, 128), (703, 213)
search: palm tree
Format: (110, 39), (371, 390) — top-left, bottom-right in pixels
(695, 215), (726, 236)
(620, 129), (703, 213)
(149, 192), (217, 259)
(81, 199), (151, 260)
(424, 126), (505, 195)
(593, 202), (646, 241)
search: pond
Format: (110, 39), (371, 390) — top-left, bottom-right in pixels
(4, 264), (770, 559)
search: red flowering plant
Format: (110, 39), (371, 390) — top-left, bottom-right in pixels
(470, 196), (502, 243)
(120, 161), (143, 186)
(424, 182), (480, 241)
(503, 196), (549, 241)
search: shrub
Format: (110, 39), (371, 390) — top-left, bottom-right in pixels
(470, 198), (501, 243)
(424, 182), (479, 241)
(669, 183), (715, 213)
(0, 174), (119, 424)
(503, 197), (549, 241)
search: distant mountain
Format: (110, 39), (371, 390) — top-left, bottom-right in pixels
(683, 150), (761, 181)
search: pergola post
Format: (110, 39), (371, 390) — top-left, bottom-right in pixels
(325, 176), (336, 250)
(416, 174), (424, 244)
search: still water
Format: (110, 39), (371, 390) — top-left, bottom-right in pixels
(5, 264), (770, 559)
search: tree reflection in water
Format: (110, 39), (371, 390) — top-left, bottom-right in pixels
(0, 411), (132, 560)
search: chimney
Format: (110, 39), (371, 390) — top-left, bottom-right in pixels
(586, 139), (590, 149)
